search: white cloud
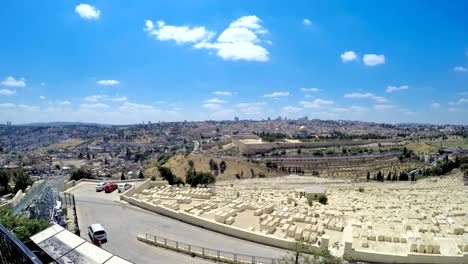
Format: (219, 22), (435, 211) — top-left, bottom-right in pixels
(263, 92), (290, 98)
(97, 80), (120, 86)
(213, 91), (233, 96)
(282, 106), (302, 113)
(84, 95), (104, 102)
(202, 103), (223, 110)
(75, 4), (100, 20)
(1, 76), (26, 87)
(299, 99), (334, 109)
(40, 82), (46, 86)
(374, 104), (396, 110)
(341, 51), (358, 62)
(193, 15), (270, 62)
(58, 100), (71, 106)
(144, 19), (215, 44)
(80, 103), (110, 111)
(303, 19), (312, 26)
(0, 103), (15, 108)
(18, 104), (39, 111)
(119, 102), (153, 111)
(344, 92), (387, 103)
(348, 106), (369, 112)
(300, 88), (320, 92)
(110, 96), (127, 102)
(210, 109), (236, 119)
(39, 95), (46, 100)
(235, 102), (266, 116)
(229, 16), (267, 33)
(363, 54), (385, 66)
(205, 98), (226, 104)
(386, 85), (409, 93)
(235, 102), (266, 108)
(0, 89), (15, 95)
(453, 66), (467, 72)
(431, 102), (440, 108)
(452, 98), (468, 105)
(448, 107), (463, 113)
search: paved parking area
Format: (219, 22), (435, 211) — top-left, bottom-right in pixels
(71, 182), (288, 264)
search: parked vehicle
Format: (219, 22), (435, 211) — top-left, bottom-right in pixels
(95, 182), (108, 192)
(118, 183), (132, 193)
(88, 223), (107, 244)
(104, 183), (117, 193)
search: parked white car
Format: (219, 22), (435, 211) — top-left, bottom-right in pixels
(88, 223), (107, 243)
(118, 183), (132, 193)
(95, 182), (108, 192)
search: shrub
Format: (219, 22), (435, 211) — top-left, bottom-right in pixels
(318, 194), (328, 205)
(186, 171), (215, 187)
(358, 187), (365, 192)
(307, 196), (313, 206)
(70, 168), (93, 181)
(150, 176), (156, 181)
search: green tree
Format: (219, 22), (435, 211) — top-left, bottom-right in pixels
(158, 167), (184, 185)
(279, 240), (341, 264)
(209, 159), (218, 171)
(0, 170), (10, 192)
(13, 170), (32, 193)
(121, 172), (126, 180)
(70, 168), (93, 181)
(186, 171), (215, 187)
(0, 207), (51, 242)
(219, 161), (227, 174)
(318, 194), (328, 205)
(138, 171), (144, 179)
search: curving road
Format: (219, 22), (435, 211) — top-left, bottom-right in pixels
(71, 182), (289, 263)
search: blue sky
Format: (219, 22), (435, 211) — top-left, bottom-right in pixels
(0, 0), (467, 125)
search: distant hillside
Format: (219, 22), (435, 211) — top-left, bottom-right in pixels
(144, 154), (283, 181)
(16, 122), (112, 127)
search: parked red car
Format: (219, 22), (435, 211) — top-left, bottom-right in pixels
(104, 183), (117, 193)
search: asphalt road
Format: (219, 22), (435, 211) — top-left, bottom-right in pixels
(71, 182), (289, 264)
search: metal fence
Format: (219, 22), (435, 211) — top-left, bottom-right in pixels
(0, 224), (42, 264)
(140, 233), (282, 264)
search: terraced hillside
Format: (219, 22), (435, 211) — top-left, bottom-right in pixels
(145, 154), (284, 181)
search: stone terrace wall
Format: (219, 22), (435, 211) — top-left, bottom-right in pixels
(344, 241), (468, 264)
(234, 138), (403, 155)
(121, 191), (325, 253)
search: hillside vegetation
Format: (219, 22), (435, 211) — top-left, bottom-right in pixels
(404, 141), (438, 154)
(144, 154), (281, 181)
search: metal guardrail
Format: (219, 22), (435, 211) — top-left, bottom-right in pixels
(139, 233), (283, 264)
(63, 193), (80, 236)
(0, 224), (42, 264)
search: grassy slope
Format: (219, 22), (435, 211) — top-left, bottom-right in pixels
(145, 154), (281, 181)
(404, 141), (439, 154)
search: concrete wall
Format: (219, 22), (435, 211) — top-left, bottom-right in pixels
(122, 193), (322, 253)
(0, 190), (24, 208)
(120, 180), (167, 199)
(233, 138), (403, 155)
(344, 241), (468, 264)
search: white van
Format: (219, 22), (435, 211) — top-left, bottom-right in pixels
(118, 183), (132, 193)
(88, 223), (107, 243)
(95, 182), (108, 192)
